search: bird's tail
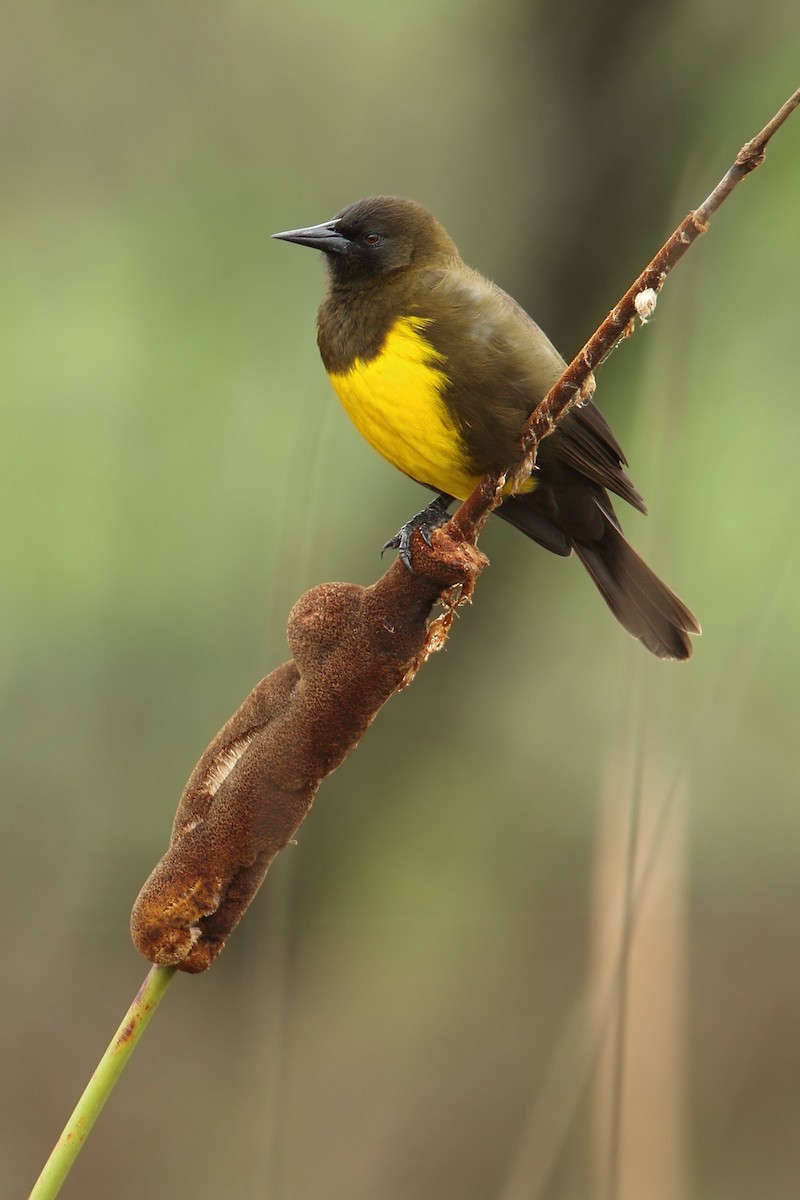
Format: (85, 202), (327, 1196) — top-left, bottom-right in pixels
(572, 514), (699, 660)
(497, 493), (699, 659)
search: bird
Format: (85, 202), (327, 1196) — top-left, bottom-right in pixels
(273, 196), (699, 659)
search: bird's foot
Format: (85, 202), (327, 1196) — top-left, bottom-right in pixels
(382, 494), (453, 573)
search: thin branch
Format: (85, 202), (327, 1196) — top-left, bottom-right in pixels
(28, 966), (176, 1200)
(697, 85), (800, 220)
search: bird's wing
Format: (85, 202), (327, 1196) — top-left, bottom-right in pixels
(421, 266), (646, 513)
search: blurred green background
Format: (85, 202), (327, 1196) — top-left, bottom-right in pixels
(3, 3), (799, 1198)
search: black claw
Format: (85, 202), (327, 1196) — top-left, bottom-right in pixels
(381, 494), (453, 573)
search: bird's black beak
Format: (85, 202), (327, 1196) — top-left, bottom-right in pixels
(272, 219), (349, 255)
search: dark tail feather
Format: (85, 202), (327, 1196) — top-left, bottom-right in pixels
(497, 490), (699, 659)
(573, 515), (700, 660)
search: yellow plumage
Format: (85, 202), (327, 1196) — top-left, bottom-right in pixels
(328, 315), (487, 501)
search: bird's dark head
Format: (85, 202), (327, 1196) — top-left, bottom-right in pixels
(273, 196), (459, 284)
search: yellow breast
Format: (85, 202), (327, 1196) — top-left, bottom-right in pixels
(328, 315), (481, 501)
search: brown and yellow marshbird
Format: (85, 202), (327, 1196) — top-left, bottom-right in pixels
(274, 196), (699, 659)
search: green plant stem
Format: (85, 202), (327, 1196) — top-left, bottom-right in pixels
(29, 965), (176, 1200)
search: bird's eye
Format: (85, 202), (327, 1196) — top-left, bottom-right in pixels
(362, 231), (382, 247)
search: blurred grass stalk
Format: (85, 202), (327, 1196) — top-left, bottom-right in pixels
(28, 965), (176, 1200)
(590, 746), (689, 1199)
